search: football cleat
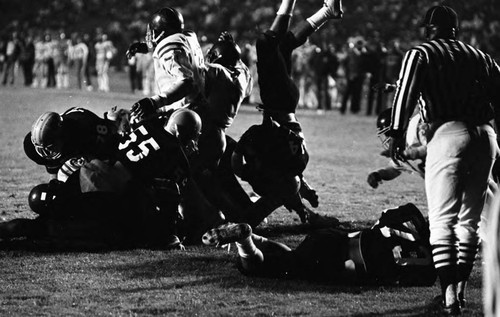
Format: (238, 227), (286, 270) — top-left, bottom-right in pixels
(324, 0), (343, 19)
(202, 223), (252, 246)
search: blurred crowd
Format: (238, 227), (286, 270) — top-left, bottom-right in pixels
(0, 28), (126, 93)
(0, 26), (404, 116)
(1, 11), (498, 117)
(240, 34), (404, 116)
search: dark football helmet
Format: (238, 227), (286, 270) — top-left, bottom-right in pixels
(206, 32), (241, 68)
(30, 111), (64, 160)
(421, 5), (458, 39)
(165, 108), (202, 156)
(28, 183), (56, 215)
(376, 108), (392, 149)
(146, 7), (184, 49)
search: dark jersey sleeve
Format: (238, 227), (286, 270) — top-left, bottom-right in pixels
(117, 119), (190, 186)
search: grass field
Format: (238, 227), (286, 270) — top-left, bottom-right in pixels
(0, 82), (484, 316)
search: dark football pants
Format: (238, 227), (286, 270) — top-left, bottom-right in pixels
(256, 31), (300, 113)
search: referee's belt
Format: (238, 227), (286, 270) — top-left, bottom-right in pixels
(346, 231), (368, 275)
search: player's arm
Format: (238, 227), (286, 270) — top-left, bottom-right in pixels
(388, 49), (425, 162)
(367, 166), (402, 188)
(131, 48), (196, 118)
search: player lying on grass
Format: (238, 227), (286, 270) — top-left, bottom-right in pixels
(203, 203), (437, 286)
(231, 0), (343, 226)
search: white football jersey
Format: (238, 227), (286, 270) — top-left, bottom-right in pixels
(152, 31), (205, 110)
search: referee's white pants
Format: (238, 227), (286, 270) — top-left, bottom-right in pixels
(426, 121), (498, 247)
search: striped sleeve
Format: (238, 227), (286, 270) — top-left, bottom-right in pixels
(391, 49), (425, 135)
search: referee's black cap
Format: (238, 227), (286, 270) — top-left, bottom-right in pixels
(421, 5), (459, 30)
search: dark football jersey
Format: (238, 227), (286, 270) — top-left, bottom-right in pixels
(359, 203), (436, 286)
(25, 107), (120, 174)
(235, 119), (307, 178)
(116, 119), (190, 186)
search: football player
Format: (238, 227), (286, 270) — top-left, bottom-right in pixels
(203, 203), (437, 286)
(126, 7), (205, 122)
(367, 107), (426, 189)
(231, 0), (343, 226)
(24, 107), (126, 183)
(184, 32), (255, 223)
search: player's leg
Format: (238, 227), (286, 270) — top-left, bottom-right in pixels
(455, 126), (496, 307)
(202, 223), (293, 274)
(179, 178), (225, 244)
(425, 123), (470, 312)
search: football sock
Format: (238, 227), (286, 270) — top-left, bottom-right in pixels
(306, 8), (330, 30)
(277, 0), (296, 16)
(236, 236), (261, 259)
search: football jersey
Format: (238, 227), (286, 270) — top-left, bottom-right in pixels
(25, 107), (120, 175)
(357, 203), (436, 285)
(153, 31), (205, 110)
(235, 118), (307, 178)
(116, 119), (190, 186)
(203, 60), (253, 129)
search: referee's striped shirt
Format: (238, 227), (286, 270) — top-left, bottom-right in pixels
(390, 38), (500, 135)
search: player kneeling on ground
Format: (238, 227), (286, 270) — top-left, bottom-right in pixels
(203, 203), (437, 286)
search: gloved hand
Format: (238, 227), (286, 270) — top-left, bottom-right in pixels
(126, 42), (149, 59)
(367, 172), (382, 188)
(130, 97), (156, 125)
(388, 136), (406, 166)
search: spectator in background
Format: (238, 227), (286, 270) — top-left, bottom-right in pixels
(382, 39), (403, 110)
(83, 33), (94, 91)
(54, 31), (71, 89)
(136, 51), (154, 96)
(71, 34), (90, 90)
(2, 31), (21, 86)
(43, 33), (56, 88)
(0, 34), (7, 75)
(364, 37), (387, 116)
(20, 32), (35, 86)
(94, 33), (116, 92)
(312, 44), (339, 111)
(340, 37), (365, 114)
(127, 54), (142, 94)
(32, 34), (47, 88)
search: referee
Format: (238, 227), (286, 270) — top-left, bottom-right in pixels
(386, 5), (500, 316)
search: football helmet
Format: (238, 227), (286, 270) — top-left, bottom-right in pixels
(146, 7), (184, 49)
(30, 111), (64, 160)
(421, 5), (458, 39)
(28, 183), (56, 215)
(376, 108), (392, 149)
(206, 32), (241, 68)
(165, 108), (202, 156)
